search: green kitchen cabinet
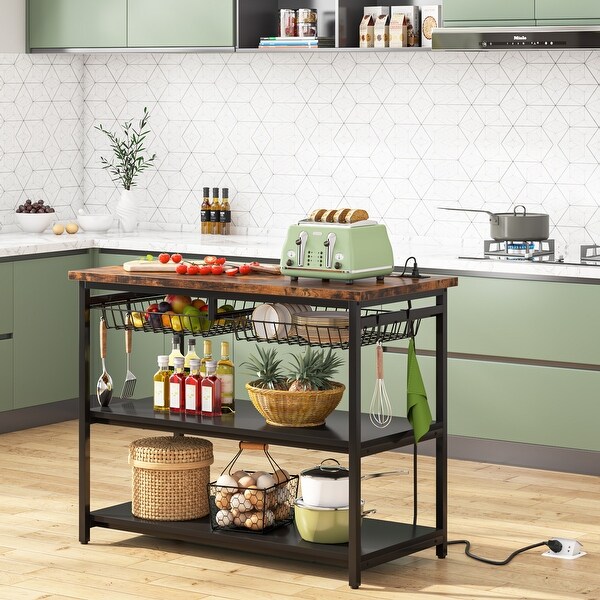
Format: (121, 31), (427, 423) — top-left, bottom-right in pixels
(0, 262), (14, 335)
(536, 19), (600, 25)
(13, 252), (92, 409)
(0, 339), (14, 412)
(28, 0), (127, 48)
(443, 20), (536, 27)
(128, 0), (234, 47)
(535, 0), (600, 20)
(443, 0), (535, 24)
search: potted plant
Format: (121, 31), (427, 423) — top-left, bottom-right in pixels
(95, 107), (157, 232)
(242, 346), (345, 427)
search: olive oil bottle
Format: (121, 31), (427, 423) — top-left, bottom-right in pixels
(200, 187), (211, 234)
(153, 355), (170, 412)
(216, 341), (235, 413)
(220, 187), (231, 236)
(210, 187), (222, 234)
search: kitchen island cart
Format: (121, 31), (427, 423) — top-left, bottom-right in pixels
(69, 265), (457, 588)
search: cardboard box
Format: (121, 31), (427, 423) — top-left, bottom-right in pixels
(374, 14), (389, 48)
(359, 14), (375, 48)
(389, 13), (407, 48)
(391, 6), (420, 47)
(420, 5), (441, 48)
(364, 6), (390, 19)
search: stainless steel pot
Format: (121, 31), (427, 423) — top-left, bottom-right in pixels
(440, 205), (549, 241)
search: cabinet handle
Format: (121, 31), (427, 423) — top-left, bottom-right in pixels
(239, 441), (268, 451)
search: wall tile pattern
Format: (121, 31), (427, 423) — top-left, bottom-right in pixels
(2, 50), (600, 254)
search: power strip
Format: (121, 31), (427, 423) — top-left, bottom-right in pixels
(542, 538), (586, 560)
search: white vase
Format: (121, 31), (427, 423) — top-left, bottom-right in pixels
(116, 189), (138, 233)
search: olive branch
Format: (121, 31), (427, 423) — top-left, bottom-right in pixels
(95, 107), (157, 191)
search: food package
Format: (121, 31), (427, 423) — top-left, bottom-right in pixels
(391, 6), (420, 47)
(420, 5), (441, 48)
(374, 14), (390, 48)
(359, 14), (375, 48)
(389, 13), (408, 48)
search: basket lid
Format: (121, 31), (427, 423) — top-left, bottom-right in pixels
(129, 435), (213, 465)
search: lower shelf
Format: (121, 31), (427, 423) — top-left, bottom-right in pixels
(91, 502), (442, 569)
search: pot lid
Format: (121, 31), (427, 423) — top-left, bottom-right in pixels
(301, 458), (349, 479)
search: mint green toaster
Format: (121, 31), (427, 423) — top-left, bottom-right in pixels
(280, 220), (394, 281)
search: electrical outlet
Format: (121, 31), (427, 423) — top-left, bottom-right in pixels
(542, 538), (586, 560)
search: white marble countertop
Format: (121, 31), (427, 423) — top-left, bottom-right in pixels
(1, 229), (599, 283)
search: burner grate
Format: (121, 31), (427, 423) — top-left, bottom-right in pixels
(484, 239), (555, 261)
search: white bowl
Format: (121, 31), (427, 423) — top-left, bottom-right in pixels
(14, 212), (54, 233)
(77, 214), (114, 232)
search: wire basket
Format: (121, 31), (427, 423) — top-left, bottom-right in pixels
(208, 442), (299, 534)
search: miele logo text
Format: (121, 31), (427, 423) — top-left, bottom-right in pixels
(514, 35), (527, 40)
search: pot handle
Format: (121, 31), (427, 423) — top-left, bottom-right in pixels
(361, 469), (409, 481)
(319, 458), (345, 473)
(439, 207), (495, 217)
(513, 205), (527, 216)
(362, 509), (377, 517)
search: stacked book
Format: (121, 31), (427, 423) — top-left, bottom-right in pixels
(258, 37), (335, 49)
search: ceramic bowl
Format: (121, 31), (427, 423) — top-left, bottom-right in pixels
(77, 214), (114, 232)
(14, 212), (54, 233)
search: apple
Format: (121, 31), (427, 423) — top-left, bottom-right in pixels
(192, 298), (207, 310)
(171, 295), (192, 314)
(164, 294), (177, 304)
(182, 305), (203, 333)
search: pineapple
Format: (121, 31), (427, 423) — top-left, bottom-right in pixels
(241, 345), (287, 390)
(287, 347), (344, 392)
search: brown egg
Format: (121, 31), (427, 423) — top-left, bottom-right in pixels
(215, 491), (232, 510)
(244, 486), (266, 510)
(215, 509), (234, 527)
(272, 469), (290, 484)
(273, 502), (291, 521)
(230, 492), (253, 513)
(237, 475), (256, 489)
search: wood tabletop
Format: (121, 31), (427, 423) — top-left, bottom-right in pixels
(68, 265), (458, 302)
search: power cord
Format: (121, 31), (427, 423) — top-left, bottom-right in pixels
(409, 442), (563, 565)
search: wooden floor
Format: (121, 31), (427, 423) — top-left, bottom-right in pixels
(0, 420), (598, 600)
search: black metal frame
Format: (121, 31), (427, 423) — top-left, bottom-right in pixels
(78, 278), (449, 589)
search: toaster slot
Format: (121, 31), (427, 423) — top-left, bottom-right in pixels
(324, 232), (336, 269)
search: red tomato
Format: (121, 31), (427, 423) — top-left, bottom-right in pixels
(199, 265), (212, 275)
(158, 253), (170, 264)
(215, 256), (227, 265)
(176, 263), (188, 275)
(225, 267), (239, 276)
(187, 264), (200, 275)
(171, 253), (183, 263)
(248, 261), (260, 266)
(211, 264), (224, 275)
(204, 255), (217, 265)
(239, 264), (252, 275)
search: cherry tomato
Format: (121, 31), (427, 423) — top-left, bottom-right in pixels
(171, 253), (183, 263)
(176, 263), (188, 275)
(248, 261), (260, 266)
(158, 253), (170, 264)
(204, 255), (217, 265)
(199, 265), (212, 275)
(211, 264), (224, 275)
(215, 256), (227, 265)
(239, 264), (252, 275)
(187, 264), (200, 275)
(225, 267), (239, 276)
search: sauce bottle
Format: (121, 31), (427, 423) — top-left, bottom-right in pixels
(210, 187), (222, 234)
(168, 335), (184, 370)
(200, 339), (212, 377)
(201, 360), (221, 417)
(185, 358), (202, 415)
(169, 356), (185, 414)
(200, 187), (211, 234)
(216, 341), (235, 414)
(153, 355), (170, 412)
(220, 187), (231, 235)
(184, 337), (200, 374)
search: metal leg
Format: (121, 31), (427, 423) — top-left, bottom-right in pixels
(435, 291), (448, 559)
(348, 301), (362, 588)
(79, 282), (91, 544)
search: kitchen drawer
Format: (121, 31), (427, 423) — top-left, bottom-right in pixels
(0, 338), (13, 412)
(0, 262), (13, 334)
(535, 0), (600, 20)
(536, 19), (600, 25)
(444, 20), (536, 27)
(29, 0), (127, 48)
(443, 0), (535, 23)
(128, 0), (234, 47)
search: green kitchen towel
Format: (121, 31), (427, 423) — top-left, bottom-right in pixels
(407, 338), (432, 443)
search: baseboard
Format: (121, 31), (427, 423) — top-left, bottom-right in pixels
(398, 435), (600, 476)
(0, 398), (78, 434)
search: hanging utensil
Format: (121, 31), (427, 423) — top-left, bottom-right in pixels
(96, 317), (113, 407)
(120, 320), (136, 399)
(370, 340), (392, 429)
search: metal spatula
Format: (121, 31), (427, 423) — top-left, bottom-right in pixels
(120, 324), (136, 399)
(96, 318), (113, 407)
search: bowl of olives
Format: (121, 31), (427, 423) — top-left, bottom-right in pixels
(15, 200), (56, 233)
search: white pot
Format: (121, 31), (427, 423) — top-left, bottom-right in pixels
(116, 189), (138, 233)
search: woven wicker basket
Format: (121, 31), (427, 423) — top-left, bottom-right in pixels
(129, 435), (213, 521)
(245, 381), (345, 427)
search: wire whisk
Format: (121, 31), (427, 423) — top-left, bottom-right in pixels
(370, 340), (392, 428)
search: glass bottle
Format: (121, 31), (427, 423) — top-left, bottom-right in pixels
(210, 187), (222, 235)
(168, 335), (184, 370)
(169, 356), (186, 414)
(200, 187), (211, 234)
(201, 360), (221, 417)
(216, 341), (235, 414)
(184, 337), (200, 374)
(220, 187), (231, 236)
(200, 339), (212, 377)
(153, 355), (170, 412)
(185, 358), (202, 415)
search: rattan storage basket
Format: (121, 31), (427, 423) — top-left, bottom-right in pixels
(129, 435), (213, 521)
(245, 381), (345, 427)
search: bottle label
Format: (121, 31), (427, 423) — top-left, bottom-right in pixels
(210, 210), (220, 223)
(185, 383), (197, 411)
(201, 386), (213, 413)
(154, 382), (166, 408)
(220, 210), (231, 223)
(219, 373), (234, 401)
(201, 210), (211, 223)
(170, 382), (181, 409)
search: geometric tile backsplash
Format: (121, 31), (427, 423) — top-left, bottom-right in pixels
(3, 49), (600, 253)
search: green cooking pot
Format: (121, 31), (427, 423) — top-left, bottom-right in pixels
(294, 498), (375, 544)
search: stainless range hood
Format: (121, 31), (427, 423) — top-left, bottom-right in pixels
(432, 25), (600, 51)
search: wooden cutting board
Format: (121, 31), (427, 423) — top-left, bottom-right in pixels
(123, 259), (281, 274)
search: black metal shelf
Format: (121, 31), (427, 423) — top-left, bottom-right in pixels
(92, 502), (442, 569)
(91, 398), (442, 456)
